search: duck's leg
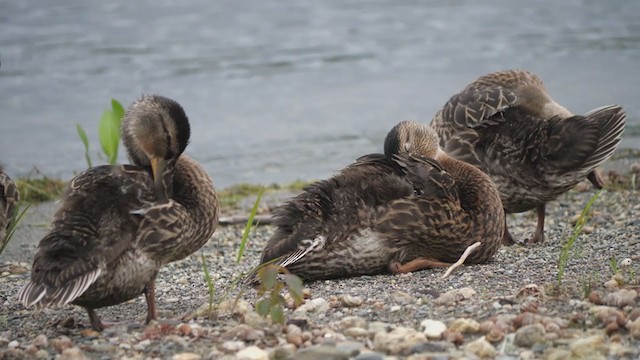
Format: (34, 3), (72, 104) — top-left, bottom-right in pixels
(587, 169), (605, 189)
(143, 277), (158, 324)
(502, 216), (516, 246)
(86, 308), (106, 331)
(388, 258), (451, 274)
(526, 204), (546, 244)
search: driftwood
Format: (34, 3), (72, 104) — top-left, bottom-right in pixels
(218, 214), (274, 226)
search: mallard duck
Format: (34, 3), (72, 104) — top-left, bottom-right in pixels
(1, 167), (20, 243)
(258, 121), (504, 281)
(430, 69), (626, 244)
(17, 95), (219, 330)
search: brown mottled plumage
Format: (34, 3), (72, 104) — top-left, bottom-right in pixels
(430, 69), (626, 244)
(0, 167), (20, 244)
(259, 121), (504, 281)
(17, 95), (218, 331)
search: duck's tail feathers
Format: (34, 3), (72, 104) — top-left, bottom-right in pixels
(17, 268), (102, 309)
(583, 105), (627, 170)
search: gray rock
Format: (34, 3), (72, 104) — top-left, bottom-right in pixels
(514, 324), (545, 348)
(294, 345), (350, 360)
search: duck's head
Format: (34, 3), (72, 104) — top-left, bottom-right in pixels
(384, 121), (441, 159)
(121, 95), (191, 201)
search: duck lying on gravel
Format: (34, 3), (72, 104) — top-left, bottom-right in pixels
(258, 121), (504, 281)
(17, 95), (219, 331)
(430, 69), (626, 244)
(0, 167), (19, 243)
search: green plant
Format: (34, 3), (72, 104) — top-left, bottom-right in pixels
(237, 187), (265, 263)
(609, 257), (620, 275)
(1, 203), (31, 255)
(201, 253), (216, 317)
(76, 99), (125, 167)
(255, 264), (304, 324)
(557, 190), (602, 284)
(15, 177), (66, 203)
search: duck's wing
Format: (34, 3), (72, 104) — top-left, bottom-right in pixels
(258, 154), (410, 268)
(539, 105), (626, 180)
(431, 86), (518, 166)
(17, 165), (155, 308)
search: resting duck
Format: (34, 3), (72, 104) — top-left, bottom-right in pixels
(18, 95), (219, 331)
(258, 121), (504, 281)
(430, 69), (626, 244)
(1, 167), (20, 244)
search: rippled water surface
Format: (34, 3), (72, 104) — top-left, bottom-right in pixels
(2, 0), (639, 187)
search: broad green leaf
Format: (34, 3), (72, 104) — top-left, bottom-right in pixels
(76, 124), (92, 168)
(285, 274), (304, 305)
(256, 298), (270, 316)
(237, 187), (265, 263)
(270, 303), (284, 324)
(99, 109), (120, 165)
(258, 264), (279, 290)
(111, 99), (125, 122)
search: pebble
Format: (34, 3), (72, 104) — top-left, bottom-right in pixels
(628, 317), (640, 339)
(335, 340), (364, 355)
(513, 324), (545, 348)
(434, 288), (476, 306)
(464, 337), (497, 358)
(603, 289), (638, 308)
(222, 340), (246, 352)
(59, 347), (87, 360)
(420, 319), (447, 339)
(31, 334), (48, 348)
(232, 324), (264, 342)
(373, 326), (427, 354)
(294, 345), (350, 360)
(52, 336), (74, 353)
(339, 295), (364, 307)
(8, 340), (18, 348)
(235, 346), (268, 360)
(569, 335), (606, 358)
(271, 344), (297, 360)
(286, 324), (303, 346)
(294, 298), (329, 315)
(173, 353), (202, 360)
(344, 327), (368, 337)
(448, 318), (480, 334)
(243, 312), (271, 329)
(353, 352), (385, 360)
(339, 316), (368, 330)
(391, 291), (416, 305)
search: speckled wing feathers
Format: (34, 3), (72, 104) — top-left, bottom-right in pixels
(0, 170), (19, 241)
(17, 165), (155, 308)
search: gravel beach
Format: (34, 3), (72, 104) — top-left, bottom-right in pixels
(1, 160), (639, 360)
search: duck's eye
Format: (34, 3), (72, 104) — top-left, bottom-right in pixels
(414, 189), (424, 196)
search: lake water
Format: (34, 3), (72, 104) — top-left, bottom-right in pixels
(2, 0), (639, 188)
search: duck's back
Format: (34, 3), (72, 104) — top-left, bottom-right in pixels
(444, 106), (626, 212)
(19, 164), (158, 309)
(261, 154), (414, 278)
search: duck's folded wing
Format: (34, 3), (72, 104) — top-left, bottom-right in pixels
(1, 172), (20, 230)
(18, 165), (152, 308)
(434, 85), (517, 131)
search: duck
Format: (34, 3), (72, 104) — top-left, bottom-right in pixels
(430, 69), (626, 244)
(17, 95), (219, 331)
(1, 167), (20, 244)
(258, 121), (504, 281)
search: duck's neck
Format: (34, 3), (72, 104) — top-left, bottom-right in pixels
(435, 152), (502, 213)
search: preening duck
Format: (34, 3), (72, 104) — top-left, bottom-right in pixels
(430, 69), (626, 244)
(17, 95), (219, 330)
(258, 121), (504, 281)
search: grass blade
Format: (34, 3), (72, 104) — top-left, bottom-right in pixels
(236, 187), (264, 263)
(76, 124), (92, 168)
(1, 203), (32, 255)
(557, 190), (602, 284)
(201, 253), (215, 317)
